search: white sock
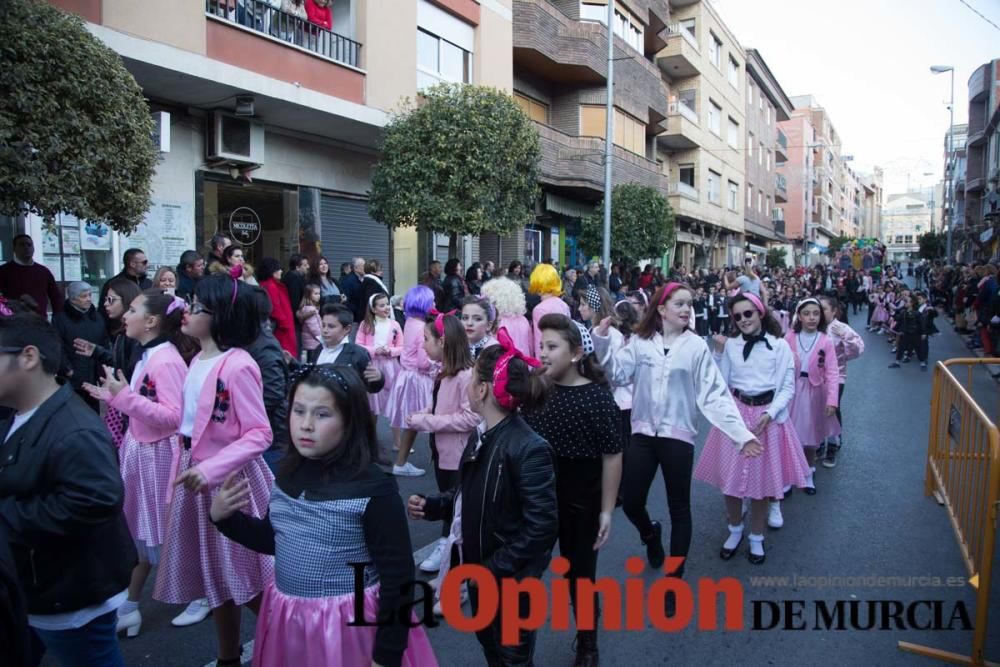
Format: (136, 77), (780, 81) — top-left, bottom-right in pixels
(724, 524), (744, 550)
(119, 600), (139, 615)
(748, 533), (765, 556)
(804, 472), (815, 489)
(769, 500), (780, 511)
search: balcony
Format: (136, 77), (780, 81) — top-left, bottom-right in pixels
(534, 122), (667, 196)
(968, 62), (991, 103)
(669, 181), (700, 201)
(658, 104), (699, 150)
(775, 173), (787, 202)
(776, 130), (788, 162)
(206, 0), (361, 68)
(657, 24), (700, 80)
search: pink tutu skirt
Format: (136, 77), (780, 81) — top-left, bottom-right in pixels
(253, 582), (438, 667)
(694, 399), (810, 500)
(368, 355), (401, 417)
(153, 449), (275, 608)
(872, 305), (889, 323)
(789, 378), (841, 447)
(120, 431), (177, 564)
(386, 369), (434, 430)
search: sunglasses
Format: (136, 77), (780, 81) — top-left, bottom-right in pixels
(190, 303), (214, 315)
(104, 296), (120, 304)
(732, 309), (757, 322)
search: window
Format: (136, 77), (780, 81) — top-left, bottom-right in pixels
(766, 195), (771, 216)
(758, 141), (764, 166)
(514, 92), (549, 123)
(580, 105), (646, 155)
(678, 88), (696, 115)
(766, 150), (771, 171)
(747, 182), (753, 208)
(679, 18), (696, 41)
(728, 180), (738, 211)
(727, 117), (739, 149)
(710, 32), (722, 68)
(758, 189), (763, 213)
(708, 170), (721, 204)
(679, 163), (695, 187)
(708, 100), (721, 135)
(580, 1), (643, 52)
(728, 56), (739, 88)
(747, 133), (754, 158)
(417, 28), (473, 88)
(747, 78), (754, 105)
(765, 103), (771, 126)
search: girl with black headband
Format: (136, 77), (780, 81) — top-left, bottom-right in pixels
(693, 292), (810, 565)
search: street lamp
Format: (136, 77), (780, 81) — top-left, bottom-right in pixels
(931, 65), (955, 262)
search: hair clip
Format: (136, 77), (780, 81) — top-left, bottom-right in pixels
(291, 363), (351, 394)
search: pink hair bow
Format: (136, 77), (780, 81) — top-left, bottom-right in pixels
(165, 295), (187, 316)
(492, 327), (541, 411)
(428, 308), (456, 336)
(0, 296), (11, 317)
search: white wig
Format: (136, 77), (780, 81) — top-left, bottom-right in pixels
(481, 277), (526, 317)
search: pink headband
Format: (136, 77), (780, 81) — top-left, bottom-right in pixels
(658, 282), (686, 306)
(740, 292), (766, 315)
(492, 327), (541, 411)
(428, 308), (456, 336)
(165, 296), (187, 316)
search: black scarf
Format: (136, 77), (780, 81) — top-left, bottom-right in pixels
(741, 332), (772, 361)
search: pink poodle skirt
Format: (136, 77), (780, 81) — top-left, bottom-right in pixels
(104, 407), (127, 448)
(368, 355), (401, 417)
(694, 399), (810, 500)
(788, 378), (842, 447)
(120, 431), (177, 564)
(253, 582), (438, 667)
(386, 369), (434, 430)
(872, 305), (889, 324)
(153, 449), (275, 608)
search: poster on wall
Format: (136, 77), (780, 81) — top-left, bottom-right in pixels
(127, 199), (194, 271)
(42, 229), (60, 254)
(61, 227), (81, 255)
(41, 254), (62, 281)
(81, 221), (113, 250)
(63, 255), (82, 282)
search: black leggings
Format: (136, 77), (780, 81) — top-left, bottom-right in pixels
(621, 435), (693, 576)
(556, 456), (604, 628)
(430, 440), (460, 538)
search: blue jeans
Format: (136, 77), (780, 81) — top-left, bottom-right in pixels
(31, 610), (124, 667)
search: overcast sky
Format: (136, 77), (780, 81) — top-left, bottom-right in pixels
(710, 0), (998, 195)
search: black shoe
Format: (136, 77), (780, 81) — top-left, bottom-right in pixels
(803, 485), (817, 496)
(816, 443), (827, 460)
(572, 631), (599, 667)
(643, 521), (666, 570)
(720, 533), (743, 560)
(822, 445), (839, 468)
(888, 362), (900, 369)
(748, 550), (766, 565)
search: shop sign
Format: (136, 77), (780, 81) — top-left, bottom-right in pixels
(229, 207), (262, 246)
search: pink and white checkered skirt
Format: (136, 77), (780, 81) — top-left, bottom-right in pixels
(367, 355), (400, 417)
(385, 369), (434, 430)
(788, 378), (841, 447)
(153, 449), (275, 608)
(693, 399), (810, 500)
(104, 407), (127, 448)
(119, 431), (177, 565)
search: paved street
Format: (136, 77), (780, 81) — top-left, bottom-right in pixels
(73, 316), (999, 667)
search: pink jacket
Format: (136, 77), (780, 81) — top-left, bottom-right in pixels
(825, 320), (864, 383)
(356, 317), (404, 357)
(399, 317), (433, 374)
(531, 295), (570, 356)
(407, 368), (480, 470)
(298, 304), (322, 351)
(175, 349), (273, 497)
(784, 331), (839, 408)
(109, 343), (185, 444)
(497, 314), (533, 357)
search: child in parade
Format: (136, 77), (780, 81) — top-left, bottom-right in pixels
(153, 274), (275, 665)
(304, 304), (385, 394)
(693, 293), (810, 565)
(82, 290), (193, 637)
(593, 284), (757, 587)
(888, 293), (929, 370)
(461, 294), (498, 359)
(387, 285), (437, 477)
(816, 295), (864, 468)
(524, 314), (622, 665)
(210, 365), (437, 667)
(407, 311), (479, 574)
(481, 277), (533, 356)
(356, 292), (404, 417)
(528, 263), (571, 353)
(408, 339), (557, 666)
(693, 287), (710, 337)
(296, 283), (323, 359)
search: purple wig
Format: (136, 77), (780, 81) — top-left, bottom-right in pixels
(403, 285), (435, 319)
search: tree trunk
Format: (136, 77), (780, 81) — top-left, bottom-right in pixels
(448, 232), (459, 260)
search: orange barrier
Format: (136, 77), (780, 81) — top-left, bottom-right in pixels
(899, 359), (1000, 666)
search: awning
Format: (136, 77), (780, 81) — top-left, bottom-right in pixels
(746, 243), (768, 254)
(545, 193), (596, 219)
(675, 230), (700, 244)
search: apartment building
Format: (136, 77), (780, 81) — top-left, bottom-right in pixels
(15, 0), (513, 291)
(774, 109), (816, 263)
(512, 0), (670, 267)
(882, 192), (931, 262)
(942, 124), (968, 260)
(858, 168), (884, 241)
(656, 0), (746, 268)
(963, 60), (1000, 262)
(742, 48), (792, 256)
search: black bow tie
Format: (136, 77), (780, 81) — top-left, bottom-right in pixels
(741, 333), (772, 361)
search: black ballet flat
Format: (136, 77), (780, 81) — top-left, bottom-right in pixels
(720, 534), (743, 560)
(803, 485), (817, 496)
(748, 550), (766, 565)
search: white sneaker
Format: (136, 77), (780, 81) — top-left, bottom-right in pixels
(171, 598), (211, 627)
(419, 538), (448, 573)
(393, 462), (425, 477)
(116, 609), (142, 638)
(767, 502), (784, 529)
(433, 582), (469, 617)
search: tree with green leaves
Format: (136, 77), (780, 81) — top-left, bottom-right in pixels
(580, 183), (674, 265)
(827, 233), (851, 254)
(368, 83), (541, 256)
(0, 0), (157, 232)
(766, 246), (788, 268)
(917, 231), (945, 260)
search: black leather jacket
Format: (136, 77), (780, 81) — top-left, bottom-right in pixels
(422, 414), (557, 580)
(0, 385), (136, 615)
(442, 274), (468, 312)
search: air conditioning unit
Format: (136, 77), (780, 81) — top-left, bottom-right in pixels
(207, 111), (265, 165)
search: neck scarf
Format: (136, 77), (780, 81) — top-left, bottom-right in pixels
(741, 331), (772, 361)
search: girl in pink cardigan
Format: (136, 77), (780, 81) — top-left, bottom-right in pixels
(153, 274), (275, 667)
(356, 292), (403, 419)
(407, 312), (479, 575)
(297, 283), (323, 358)
(83, 289), (192, 638)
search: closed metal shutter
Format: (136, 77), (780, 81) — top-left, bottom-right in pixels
(320, 195), (393, 291)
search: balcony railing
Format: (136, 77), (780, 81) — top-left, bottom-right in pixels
(669, 181), (699, 200)
(675, 102), (698, 125)
(206, 0), (361, 68)
(667, 23), (699, 51)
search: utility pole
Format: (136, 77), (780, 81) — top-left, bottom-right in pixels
(931, 65), (955, 262)
(601, 0), (614, 270)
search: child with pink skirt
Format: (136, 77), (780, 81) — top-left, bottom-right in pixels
(356, 292), (403, 418)
(210, 365), (437, 667)
(83, 290), (190, 638)
(694, 292), (811, 565)
(386, 285), (437, 477)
